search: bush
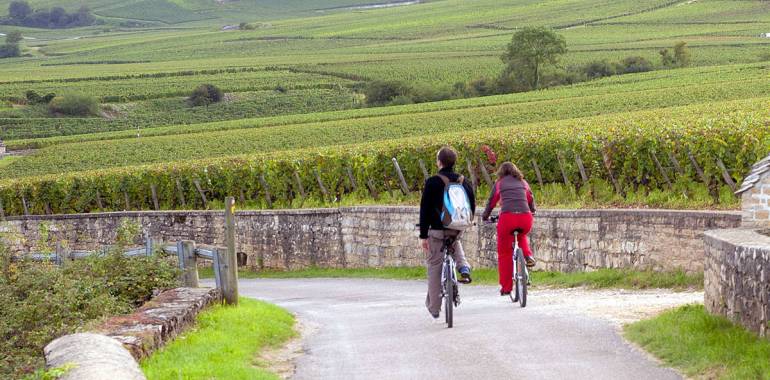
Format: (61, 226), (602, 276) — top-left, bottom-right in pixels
(582, 60), (616, 79)
(25, 90), (55, 105)
(0, 243), (179, 377)
(189, 84), (224, 107)
(48, 93), (100, 116)
(364, 80), (410, 106)
(0, 43), (20, 58)
(618, 56), (653, 74)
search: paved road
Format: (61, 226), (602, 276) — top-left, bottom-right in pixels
(237, 278), (684, 380)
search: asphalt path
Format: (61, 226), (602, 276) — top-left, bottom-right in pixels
(235, 278), (687, 380)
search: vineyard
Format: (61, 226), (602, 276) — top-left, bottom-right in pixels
(1, 0), (770, 216)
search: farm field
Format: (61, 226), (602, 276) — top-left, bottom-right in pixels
(1, 0), (770, 216)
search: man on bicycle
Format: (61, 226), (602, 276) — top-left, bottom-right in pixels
(418, 146), (474, 321)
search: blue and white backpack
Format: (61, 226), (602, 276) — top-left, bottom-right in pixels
(438, 174), (473, 230)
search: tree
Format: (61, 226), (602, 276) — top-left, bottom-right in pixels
(6, 31), (22, 44)
(48, 93), (100, 116)
(674, 41), (691, 67)
(659, 48), (676, 67)
(0, 43), (20, 58)
(502, 27), (567, 90)
(619, 56), (652, 73)
(364, 80), (410, 106)
(8, 1), (32, 20)
(189, 84), (224, 107)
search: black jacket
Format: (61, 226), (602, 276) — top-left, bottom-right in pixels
(419, 167), (476, 239)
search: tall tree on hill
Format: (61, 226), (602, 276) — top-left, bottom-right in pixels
(8, 0), (32, 20)
(502, 27), (567, 90)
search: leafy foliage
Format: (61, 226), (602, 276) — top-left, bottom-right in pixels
(502, 27), (568, 90)
(47, 93), (100, 116)
(189, 84), (224, 107)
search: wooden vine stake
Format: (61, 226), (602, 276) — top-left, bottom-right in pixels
(44, 202), (52, 215)
(601, 150), (623, 195)
(346, 167), (358, 192)
(687, 150), (709, 185)
(313, 170), (330, 200)
(668, 151), (684, 175)
(366, 178), (380, 200)
(715, 158), (737, 192)
(239, 188), (246, 203)
(0, 197), (6, 220)
(175, 179), (187, 207)
(392, 158), (410, 195)
(258, 174), (273, 208)
(418, 159), (430, 181)
(650, 153), (672, 189)
(292, 172), (306, 199)
(530, 159), (544, 187)
(150, 184), (160, 211)
(478, 158), (493, 188)
(21, 195), (30, 216)
(95, 189), (104, 209)
(466, 161), (478, 192)
(575, 154), (589, 184)
(556, 153), (570, 185)
(123, 192), (130, 211)
(193, 180), (208, 209)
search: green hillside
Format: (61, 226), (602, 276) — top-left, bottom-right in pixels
(0, 0), (769, 215)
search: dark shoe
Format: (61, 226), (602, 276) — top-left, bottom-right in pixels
(458, 266), (472, 284)
(526, 256), (536, 268)
(500, 290), (511, 296)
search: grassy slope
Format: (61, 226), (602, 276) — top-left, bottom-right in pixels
(141, 297), (296, 380)
(625, 304), (770, 379)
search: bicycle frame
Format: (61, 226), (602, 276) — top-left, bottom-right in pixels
(441, 239), (458, 299)
(512, 233), (530, 286)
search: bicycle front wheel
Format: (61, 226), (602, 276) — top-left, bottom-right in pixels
(516, 249), (527, 308)
(444, 265), (454, 328)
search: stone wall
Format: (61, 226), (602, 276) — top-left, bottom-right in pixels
(704, 229), (770, 338)
(4, 207), (741, 272)
(742, 174), (770, 228)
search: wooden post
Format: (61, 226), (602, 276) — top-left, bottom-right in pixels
(366, 178), (380, 200)
(123, 191), (130, 211)
(668, 151), (684, 175)
(313, 170), (329, 199)
(650, 153), (673, 189)
(530, 159), (544, 187)
(556, 153), (570, 185)
(222, 197), (238, 305)
(293, 172), (306, 199)
(687, 150), (709, 184)
(239, 188), (246, 203)
(150, 184), (160, 211)
(258, 174), (272, 208)
(22, 195), (29, 216)
(177, 240), (198, 288)
(95, 189), (104, 209)
(346, 167), (358, 192)
(716, 158), (737, 191)
(391, 158), (410, 195)
(175, 179), (187, 207)
(466, 161), (478, 192)
(193, 180), (208, 208)
(44, 202), (52, 215)
(575, 154), (589, 184)
(478, 158), (493, 188)
(601, 151), (623, 195)
(418, 159), (430, 181)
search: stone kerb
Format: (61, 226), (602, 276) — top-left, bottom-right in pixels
(704, 228), (770, 338)
(44, 287), (221, 379)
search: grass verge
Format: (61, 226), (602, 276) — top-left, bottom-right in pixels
(624, 304), (770, 379)
(199, 267), (703, 290)
(141, 297), (295, 380)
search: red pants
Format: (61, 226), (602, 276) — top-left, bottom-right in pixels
(497, 212), (533, 292)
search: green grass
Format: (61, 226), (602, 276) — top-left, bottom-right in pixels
(625, 304), (770, 379)
(141, 297), (296, 380)
(199, 267), (704, 291)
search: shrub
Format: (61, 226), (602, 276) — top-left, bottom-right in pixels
(364, 80), (410, 106)
(618, 56), (653, 73)
(25, 90), (55, 105)
(0, 43), (20, 58)
(0, 243), (179, 377)
(189, 84), (224, 107)
(674, 41), (691, 67)
(47, 93), (100, 116)
(582, 60), (616, 79)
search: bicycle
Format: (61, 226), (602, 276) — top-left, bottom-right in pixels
(486, 216), (529, 308)
(416, 225), (462, 328)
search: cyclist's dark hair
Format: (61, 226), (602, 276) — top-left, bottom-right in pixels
(437, 147), (457, 168)
(497, 162), (523, 179)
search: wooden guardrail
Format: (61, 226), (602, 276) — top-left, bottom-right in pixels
(11, 197), (240, 305)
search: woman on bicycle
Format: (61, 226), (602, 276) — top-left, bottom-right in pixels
(481, 162), (536, 296)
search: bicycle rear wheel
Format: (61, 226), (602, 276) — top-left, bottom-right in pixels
(516, 249), (527, 307)
(444, 265), (454, 328)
